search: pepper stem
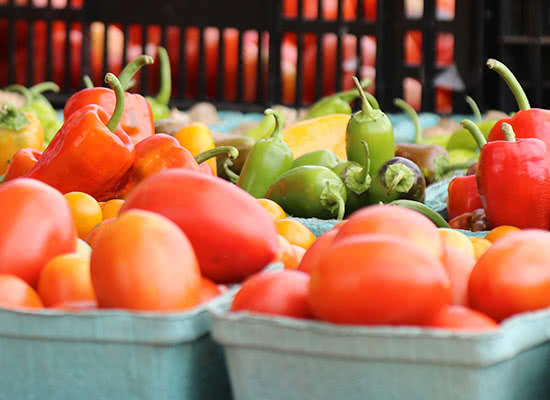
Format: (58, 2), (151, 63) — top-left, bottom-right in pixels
(331, 78), (370, 103)
(394, 97), (422, 144)
(83, 75), (94, 89)
(119, 55), (155, 91)
(0, 104), (30, 131)
(29, 82), (60, 96)
(195, 146), (239, 165)
(264, 109), (284, 140)
(104, 73), (125, 133)
(344, 143), (372, 194)
(385, 163), (415, 195)
(355, 140), (371, 185)
(4, 84), (33, 108)
(320, 181), (346, 220)
(223, 158), (240, 184)
(440, 160), (477, 175)
(461, 119), (487, 150)
(154, 47), (172, 106)
(501, 123), (516, 142)
(465, 96), (482, 123)
(353, 76), (376, 118)
(386, 170), (405, 195)
(487, 59), (531, 111)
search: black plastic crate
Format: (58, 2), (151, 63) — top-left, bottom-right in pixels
(0, 0), (496, 114)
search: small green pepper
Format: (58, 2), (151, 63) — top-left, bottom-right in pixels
(237, 109), (293, 198)
(266, 166), (347, 220)
(346, 76), (395, 176)
(369, 157), (426, 204)
(332, 140), (371, 215)
(292, 149), (340, 170)
(145, 47), (172, 121)
(213, 133), (256, 181)
(243, 110), (287, 142)
(304, 79), (380, 120)
(5, 82), (62, 145)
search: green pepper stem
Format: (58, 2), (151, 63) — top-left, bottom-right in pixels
(353, 76), (376, 118)
(440, 160), (477, 175)
(119, 55), (155, 91)
(501, 123), (516, 142)
(322, 181), (346, 220)
(83, 75), (94, 89)
(104, 73), (125, 133)
(223, 158), (240, 184)
(29, 82), (60, 96)
(486, 59), (531, 111)
(356, 140), (371, 184)
(461, 119), (487, 150)
(386, 170), (405, 195)
(394, 97), (423, 144)
(195, 146), (239, 165)
(332, 79), (370, 103)
(154, 47), (172, 106)
(4, 84), (33, 108)
(365, 92), (380, 110)
(465, 96), (482, 123)
(264, 109), (284, 140)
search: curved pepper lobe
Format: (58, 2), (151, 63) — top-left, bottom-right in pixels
(488, 109), (550, 149)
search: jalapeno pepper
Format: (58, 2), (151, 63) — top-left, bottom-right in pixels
(346, 76), (395, 176)
(265, 166), (347, 220)
(243, 112), (280, 142)
(214, 133), (256, 181)
(237, 109), (293, 198)
(146, 47), (172, 121)
(292, 149), (340, 170)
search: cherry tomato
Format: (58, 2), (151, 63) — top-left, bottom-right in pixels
(470, 237), (492, 260)
(298, 229), (338, 275)
(484, 225), (521, 244)
(309, 234), (451, 325)
(257, 199), (287, 222)
(427, 305), (498, 332)
(469, 230), (550, 322)
(64, 192), (103, 240)
(37, 254), (96, 307)
(0, 179), (76, 287)
(101, 199), (125, 220)
(0, 274), (43, 310)
(231, 270), (313, 319)
(276, 235), (300, 270)
(86, 218), (115, 249)
(91, 210), (202, 311)
(275, 219), (317, 250)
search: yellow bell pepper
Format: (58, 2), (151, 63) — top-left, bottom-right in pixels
(282, 114), (351, 160)
(174, 122), (217, 174)
(0, 104), (43, 175)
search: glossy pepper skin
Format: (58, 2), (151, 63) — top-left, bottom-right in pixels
(477, 123), (550, 230)
(346, 77), (395, 176)
(237, 109), (293, 198)
(243, 112), (278, 142)
(292, 149), (340, 170)
(486, 59), (550, 149)
(447, 175), (483, 221)
(27, 73), (135, 200)
(4, 148), (41, 182)
(145, 47), (172, 121)
(64, 56), (155, 145)
(0, 104), (43, 175)
(266, 166), (347, 220)
(369, 157), (426, 204)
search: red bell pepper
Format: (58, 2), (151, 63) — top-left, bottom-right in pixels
(447, 175), (483, 221)
(476, 122), (550, 230)
(4, 148), (42, 182)
(487, 59), (550, 149)
(63, 56), (155, 145)
(27, 73), (135, 199)
(98, 133), (238, 201)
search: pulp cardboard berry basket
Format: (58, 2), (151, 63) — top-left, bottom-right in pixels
(0, 291), (235, 400)
(210, 296), (550, 400)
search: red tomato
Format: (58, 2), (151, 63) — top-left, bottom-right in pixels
(231, 270), (313, 319)
(121, 170), (279, 284)
(309, 234), (451, 325)
(469, 230), (550, 322)
(0, 275), (43, 310)
(0, 179), (77, 287)
(298, 229), (338, 275)
(199, 278), (222, 304)
(441, 248), (476, 306)
(427, 305), (498, 332)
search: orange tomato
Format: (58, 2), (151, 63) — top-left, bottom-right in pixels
(275, 219), (317, 250)
(441, 248), (476, 306)
(485, 225), (521, 244)
(427, 305), (498, 332)
(0, 274), (43, 310)
(101, 199), (124, 220)
(86, 218), (115, 249)
(276, 235), (300, 270)
(298, 229), (338, 275)
(90, 209), (202, 311)
(174, 123), (217, 174)
(64, 192), (103, 240)
(257, 199), (287, 222)
(199, 278), (222, 304)
(37, 254), (96, 307)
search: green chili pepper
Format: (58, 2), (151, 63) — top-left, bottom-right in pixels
(332, 140), (371, 215)
(237, 109), (293, 198)
(266, 166), (347, 220)
(243, 111), (286, 142)
(145, 47), (172, 121)
(213, 134), (256, 181)
(446, 96), (496, 152)
(4, 82), (62, 145)
(346, 76), (395, 176)
(304, 79), (380, 120)
(292, 149), (340, 170)
(369, 157), (426, 204)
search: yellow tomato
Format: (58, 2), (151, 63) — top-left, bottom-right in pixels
(275, 219), (316, 249)
(485, 226), (521, 244)
(0, 112), (43, 175)
(174, 123), (217, 174)
(439, 228), (475, 258)
(64, 192), (103, 240)
(101, 199), (125, 220)
(257, 199), (286, 222)
(75, 238), (92, 259)
(470, 237), (492, 260)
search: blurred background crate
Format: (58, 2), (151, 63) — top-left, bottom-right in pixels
(0, 0), (546, 114)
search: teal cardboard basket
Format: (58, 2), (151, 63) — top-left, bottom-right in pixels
(210, 297), (550, 400)
(0, 292), (235, 400)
